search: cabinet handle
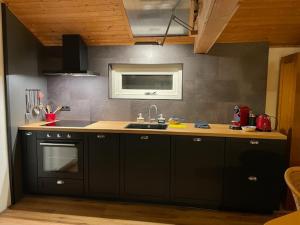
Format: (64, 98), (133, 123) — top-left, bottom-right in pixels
(193, 137), (202, 142)
(249, 140), (259, 145)
(40, 143), (76, 147)
(25, 132), (32, 136)
(97, 134), (105, 139)
(248, 176), (258, 182)
(56, 180), (64, 185)
(140, 135), (149, 140)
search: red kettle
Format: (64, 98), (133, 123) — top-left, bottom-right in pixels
(256, 114), (272, 132)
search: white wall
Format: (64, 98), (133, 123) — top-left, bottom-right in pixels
(265, 47), (300, 128)
(0, 7), (11, 212)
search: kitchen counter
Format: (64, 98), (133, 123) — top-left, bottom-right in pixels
(19, 121), (287, 140)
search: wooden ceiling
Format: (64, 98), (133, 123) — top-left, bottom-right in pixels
(3, 0), (135, 46)
(2, 0), (194, 46)
(2, 0), (300, 47)
(218, 0), (300, 46)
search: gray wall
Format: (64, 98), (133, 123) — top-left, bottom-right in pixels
(4, 7), (47, 201)
(5, 8), (47, 143)
(46, 43), (268, 123)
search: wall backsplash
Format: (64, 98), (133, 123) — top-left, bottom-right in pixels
(46, 43), (268, 123)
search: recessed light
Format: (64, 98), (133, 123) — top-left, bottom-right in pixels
(144, 5), (154, 10)
(161, 3), (172, 9)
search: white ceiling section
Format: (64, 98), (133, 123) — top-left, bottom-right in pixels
(124, 0), (190, 37)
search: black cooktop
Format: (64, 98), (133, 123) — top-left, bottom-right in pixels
(42, 120), (94, 127)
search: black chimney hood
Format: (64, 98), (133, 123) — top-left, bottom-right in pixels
(43, 35), (98, 76)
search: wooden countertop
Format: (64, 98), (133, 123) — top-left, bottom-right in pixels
(18, 121), (287, 140)
(265, 211), (300, 225)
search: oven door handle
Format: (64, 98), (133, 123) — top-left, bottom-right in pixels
(40, 143), (76, 147)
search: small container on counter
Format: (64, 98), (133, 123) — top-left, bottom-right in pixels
(157, 114), (166, 124)
(137, 113), (144, 123)
(45, 113), (56, 122)
(249, 111), (256, 126)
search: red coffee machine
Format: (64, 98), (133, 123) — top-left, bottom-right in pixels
(256, 114), (272, 132)
(230, 105), (250, 130)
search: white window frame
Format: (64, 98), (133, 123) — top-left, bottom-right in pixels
(109, 64), (183, 100)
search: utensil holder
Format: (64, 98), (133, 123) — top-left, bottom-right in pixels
(45, 113), (56, 122)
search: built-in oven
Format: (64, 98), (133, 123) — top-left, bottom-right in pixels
(37, 132), (84, 179)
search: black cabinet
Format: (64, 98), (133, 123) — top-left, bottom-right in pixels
(88, 133), (120, 198)
(171, 136), (224, 208)
(223, 138), (287, 212)
(21, 130), (287, 212)
(120, 134), (171, 201)
(22, 131), (38, 193)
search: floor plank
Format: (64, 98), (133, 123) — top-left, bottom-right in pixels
(0, 195), (288, 225)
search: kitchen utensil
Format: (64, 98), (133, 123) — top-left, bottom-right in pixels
(241, 126), (256, 132)
(27, 90), (31, 111)
(256, 114), (272, 131)
(32, 91), (40, 115)
(46, 105), (51, 113)
(25, 91), (31, 122)
(39, 104), (47, 114)
(53, 105), (62, 114)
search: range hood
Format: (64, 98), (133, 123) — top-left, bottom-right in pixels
(43, 34), (98, 76)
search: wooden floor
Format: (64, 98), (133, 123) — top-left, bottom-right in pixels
(0, 196), (288, 225)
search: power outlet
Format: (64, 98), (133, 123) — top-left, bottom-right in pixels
(61, 106), (71, 111)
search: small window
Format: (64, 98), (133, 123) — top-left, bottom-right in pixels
(109, 64), (182, 100)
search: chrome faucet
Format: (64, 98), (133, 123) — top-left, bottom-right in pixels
(148, 104), (158, 123)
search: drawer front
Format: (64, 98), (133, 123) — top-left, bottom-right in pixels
(37, 132), (83, 140)
(229, 138), (284, 148)
(225, 138), (286, 169)
(38, 178), (83, 196)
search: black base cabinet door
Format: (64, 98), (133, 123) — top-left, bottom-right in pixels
(120, 134), (171, 201)
(223, 138), (287, 212)
(22, 131), (38, 194)
(88, 133), (120, 198)
(171, 136), (225, 208)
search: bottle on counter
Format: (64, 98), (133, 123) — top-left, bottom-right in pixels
(137, 113), (144, 123)
(157, 114), (166, 124)
(248, 111), (256, 126)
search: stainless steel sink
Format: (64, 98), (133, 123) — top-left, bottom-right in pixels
(125, 123), (168, 130)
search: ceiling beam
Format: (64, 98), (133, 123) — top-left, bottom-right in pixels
(134, 36), (194, 45)
(194, 0), (240, 54)
(120, 0), (134, 43)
